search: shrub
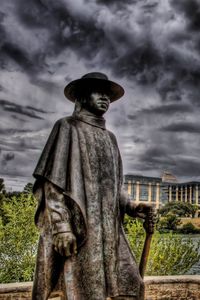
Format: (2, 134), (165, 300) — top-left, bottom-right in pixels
(0, 193), (39, 283)
(157, 213), (181, 232)
(180, 222), (200, 234)
(124, 217), (200, 276)
(1, 190), (200, 282)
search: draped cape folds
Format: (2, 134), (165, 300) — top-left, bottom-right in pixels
(32, 115), (144, 300)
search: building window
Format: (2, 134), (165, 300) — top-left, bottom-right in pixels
(140, 184), (148, 201)
(151, 185), (157, 202)
(161, 185), (168, 203)
(171, 186), (176, 201)
(198, 186), (200, 205)
(132, 183), (135, 199)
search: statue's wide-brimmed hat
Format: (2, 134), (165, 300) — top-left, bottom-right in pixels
(64, 72), (124, 102)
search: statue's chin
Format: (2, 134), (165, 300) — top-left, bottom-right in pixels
(94, 109), (107, 116)
(85, 107), (108, 116)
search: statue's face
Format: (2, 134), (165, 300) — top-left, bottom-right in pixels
(84, 92), (110, 116)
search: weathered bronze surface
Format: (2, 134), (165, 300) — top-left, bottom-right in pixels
(32, 73), (155, 300)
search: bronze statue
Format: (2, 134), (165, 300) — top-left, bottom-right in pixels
(32, 73), (155, 300)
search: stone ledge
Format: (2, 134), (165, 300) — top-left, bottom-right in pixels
(0, 276), (200, 300)
(0, 282), (61, 299)
(144, 275), (200, 284)
(0, 281), (32, 294)
(144, 275), (200, 300)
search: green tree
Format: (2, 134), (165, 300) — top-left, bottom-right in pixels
(124, 217), (200, 276)
(0, 178), (6, 193)
(159, 202), (198, 218)
(23, 182), (33, 194)
(157, 213), (181, 231)
(0, 178), (7, 221)
(0, 192), (39, 283)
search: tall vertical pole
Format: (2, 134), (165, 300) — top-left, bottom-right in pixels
(169, 186), (172, 202)
(156, 183), (160, 209)
(185, 186), (188, 203)
(136, 181), (140, 203)
(148, 182), (152, 203)
(176, 187), (179, 202)
(180, 186), (183, 202)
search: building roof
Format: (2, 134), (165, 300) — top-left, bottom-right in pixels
(124, 174), (200, 186)
(124, 174), (161, 182)
(161, 171), (178, 183)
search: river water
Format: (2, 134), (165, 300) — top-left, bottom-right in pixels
(182, 234), (200, 275)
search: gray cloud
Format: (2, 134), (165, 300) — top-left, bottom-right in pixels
(0, 128), (34, 135)
(1, 151), (15, 167)
(1, 0), (200, 100)
(3, 152), (15, 161)
(161, 122), (200, 133)
(1, 0), (200, 189)
(127, 103), (193, 120)
(171, 0), (200, 31)
(0, 99), (46, 119)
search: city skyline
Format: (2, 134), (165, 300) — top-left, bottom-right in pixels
(1, 0), (200, 190)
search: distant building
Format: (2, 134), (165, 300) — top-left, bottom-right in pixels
(124, 171), (200, 212)
(161, 171), (178, 183)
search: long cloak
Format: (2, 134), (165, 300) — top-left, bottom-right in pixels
(32, 114), (144, 300)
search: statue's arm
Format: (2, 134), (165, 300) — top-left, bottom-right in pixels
(120, 189), (155, 233)
(44, 181), (77, 256)
(117, 142), (155, 231)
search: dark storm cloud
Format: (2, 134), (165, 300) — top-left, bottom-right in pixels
(1, 0), (199, 102)
(14, 0), (106, 66)
(156, 77), (182, 103)
(161, 122), (200, 133)
(1, 152), (15, 167)
(30, 77), (61, 94)
(0, 128), (33, 135)
(0, 84), (4, 92)
(97, 0), (133, 3)
(135, 141), (185, 176)
(1, 0), (200, 188)
(144, 103), (193, 114)
(113, 43), (161, 84)
(0, 0), (158, 83)
(135, 156), (200, 178)
(96, 0), (138, 10)
(133, 137), (144, 144)
(127, 103), (193, 120)
(0, 99), (45, 120)
(1, 42), (35, 73)
(3, 152), (15, 161)
(174, 159), (200, 177)
(0, 1), (55, 74)
(0, 139), (42, 152)
(138, 146), (174, 171)
(171, 0), (200, 31)
(141, 147), (168, 159)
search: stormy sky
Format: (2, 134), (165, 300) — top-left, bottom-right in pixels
(1, 0), (200, 190)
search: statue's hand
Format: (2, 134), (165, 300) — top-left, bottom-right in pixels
(53, 232), (77, 257)
(135, 203), (156, 234)
(143, 207), (156, 234)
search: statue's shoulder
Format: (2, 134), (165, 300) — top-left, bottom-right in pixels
(54, 115), (75, 128)
(107, 130), (118, 146)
